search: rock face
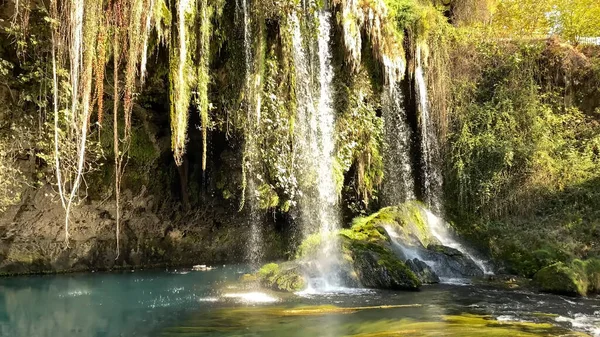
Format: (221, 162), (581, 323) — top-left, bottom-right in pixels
(533, 262), (588, 296)
(0, 186), (285, 276)
(405, 258), (440, 284)
(422, 245), (484, 278)
(348, 242), (421, 290)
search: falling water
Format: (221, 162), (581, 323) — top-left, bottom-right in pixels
(381, 83), (416, 206)
(238, 0), (262, 268)
(415, 44), (443, 213)
(384, 225), (424, 261)
(245, 176), (263, 267)
(424, 209), (494, 275)
(291, 8), (342, 290)
(241, 0), (251, 76)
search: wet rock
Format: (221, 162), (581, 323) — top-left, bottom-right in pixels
(349, 242), (421, 290)
(421, 245), (484, 278)
(533, 262), (587, 296)
(405, 258), (440, 284)
(256, 262), (307, 292)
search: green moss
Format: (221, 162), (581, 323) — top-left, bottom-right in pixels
(499, 246), (568, 278)
(585, 258), (600, 293)
(533, 262), (588, 296)
(347, 240), (421, 290)
(350, 201), (432, 247)
(256, 262), (306, 292)
(257, 184), (279, 209)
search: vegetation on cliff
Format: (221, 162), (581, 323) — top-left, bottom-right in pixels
(0, 0), (599, 277)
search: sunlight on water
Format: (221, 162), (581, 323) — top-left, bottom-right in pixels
(296, 284), (373, 298)
(222, 292), (278, 304)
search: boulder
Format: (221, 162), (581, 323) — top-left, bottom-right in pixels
(256, 262), (307, 292)
(421, 245), (484, 278)
(533, 262), (587, 296)
(348, 241), (421, 290)
(405, 258), (440, 284)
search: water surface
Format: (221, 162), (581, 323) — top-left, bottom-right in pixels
(0, 266), (599, 336)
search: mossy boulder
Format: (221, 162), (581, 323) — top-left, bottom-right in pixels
(256, 262), (307, 292)
(533, 262), (588, 296)
(351, 201), (434, 247)
(345, 241), (421, 290)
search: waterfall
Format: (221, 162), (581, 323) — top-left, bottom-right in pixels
(381, 83), (416, 206)
(291, 8), (342, 290)
(423, 209), (494, 275)
(384, 225), (424, 261)
(246, 176), (263, 267)
(415, 44), (443, 213)
(238, 0), (262, 267)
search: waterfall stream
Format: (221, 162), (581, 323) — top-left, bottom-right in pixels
(381, 84), (416, 206)
(423, 209), (493, 275)
(384, 206), (493, 282)
(291, 8), (342, 290)
(415, 44), (443, 212)
(238, 0), (262, 267)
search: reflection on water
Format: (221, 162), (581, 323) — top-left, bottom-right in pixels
(0, 266), (249, 337)
(0, 267), (599, 337)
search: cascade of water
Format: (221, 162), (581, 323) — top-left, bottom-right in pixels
(245, 175), (263, 267)
(314, 9), (342, 287)
(291, 8), (342, 290)
(381, 83), (416, 206)
(237, 0), (262, 267)
(383, 225), (423, 261)
(423, 209), (494, 275)
(415, 44), (443, 213)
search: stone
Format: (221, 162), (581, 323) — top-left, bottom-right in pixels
(533, 262), (588, 296)
(421, 244), (484, 278)
(405, 258), (440, 284)
(349, 242), (421, 290)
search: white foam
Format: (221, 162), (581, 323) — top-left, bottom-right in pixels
(439, 277), (471, 286)
(296, 284), (373, 297)
(556, 314), (600, 336)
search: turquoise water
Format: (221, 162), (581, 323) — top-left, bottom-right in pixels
(1, 266), (599, 336)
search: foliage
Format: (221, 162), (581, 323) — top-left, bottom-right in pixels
(453, 0), (600, 43)
(335, 68), (384, 209)
(0, 125), (29, 212)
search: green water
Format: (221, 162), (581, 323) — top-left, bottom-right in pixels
(0, 266), (599, 336)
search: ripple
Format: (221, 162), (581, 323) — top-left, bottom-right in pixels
(556, 313), (600, 336)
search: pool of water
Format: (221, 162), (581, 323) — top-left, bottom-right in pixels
(0, 266), (599, 336)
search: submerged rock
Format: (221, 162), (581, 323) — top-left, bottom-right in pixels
(405, 258), (440, 284)
(533, 262), (587, 296)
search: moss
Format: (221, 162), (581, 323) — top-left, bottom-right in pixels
(350, 201), (432, 247)
(585, 258), (600, 293)
(533, 262), (588, 296)
(347, 240), (421, 290)
(339, 222), (387, 243)
(256, 262), (306, 292)
(295, 233), (324, 260)
(497, 243), (570, 278)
